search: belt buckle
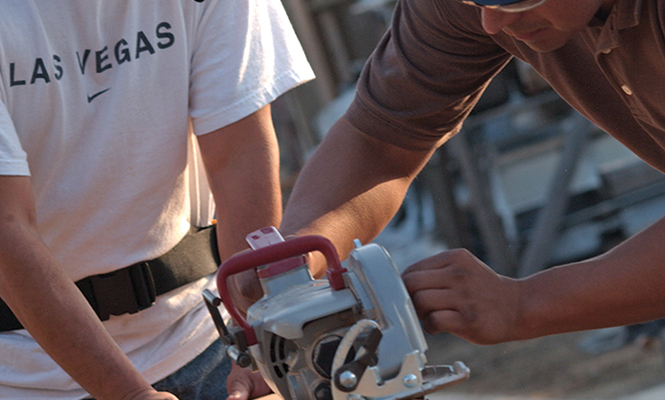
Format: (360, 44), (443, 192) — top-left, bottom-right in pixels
(87, 262), (157, 321)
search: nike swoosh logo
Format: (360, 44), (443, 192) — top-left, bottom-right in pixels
(87, 88), (110, 103)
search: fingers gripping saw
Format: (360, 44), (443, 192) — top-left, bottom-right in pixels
(203, 227), (469, 400)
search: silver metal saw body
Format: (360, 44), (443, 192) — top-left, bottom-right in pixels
(204, 227), (469, 400)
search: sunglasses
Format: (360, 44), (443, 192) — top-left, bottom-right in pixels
(457, 0), (549, 12)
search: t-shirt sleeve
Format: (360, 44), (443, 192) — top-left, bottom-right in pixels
(0, 100), (30, 176)
(188, 0), (314, 135)
(346, 0), (512, 151)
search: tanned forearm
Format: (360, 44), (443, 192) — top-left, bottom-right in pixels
(518, 216), (665, 340)
(0, 177), (159, 400)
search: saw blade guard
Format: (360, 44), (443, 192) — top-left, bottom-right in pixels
(328, 243), (469, 399)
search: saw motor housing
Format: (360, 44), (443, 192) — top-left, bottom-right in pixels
(204, 229), (469, 400)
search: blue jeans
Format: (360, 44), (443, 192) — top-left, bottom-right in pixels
(85, 339), (230, 399)
(152, 339), (231, 399)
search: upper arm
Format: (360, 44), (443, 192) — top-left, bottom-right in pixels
(194, 106), (282, 258)
(0, 176), (41, 279)
(196, 105), (278, 178)
(0, 176), (42, 297)
(307, 114), (436, 186)
(280, 114), (435, 262)
(0, 175), (37, 228)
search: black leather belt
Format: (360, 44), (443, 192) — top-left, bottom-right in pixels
(0, 225), (220, 332)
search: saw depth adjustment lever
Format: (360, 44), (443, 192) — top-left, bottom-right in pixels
(333, 322), (382, 393)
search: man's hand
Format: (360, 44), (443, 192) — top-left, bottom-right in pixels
(230, 269), (264, 314)
(402, 248), (521, 345)
(222, 247), (264, 315)
(226, 363), (272, 400)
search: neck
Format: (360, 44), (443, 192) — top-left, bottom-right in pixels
(600, 0), (618, 14)
(593, 0), (616, 22)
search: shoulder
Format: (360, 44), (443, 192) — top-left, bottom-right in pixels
(394, 0), (489, 43)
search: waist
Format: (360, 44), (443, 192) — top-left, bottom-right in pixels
(0, 225), (220, 332)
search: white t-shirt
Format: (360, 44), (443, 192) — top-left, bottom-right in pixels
(0, 1), (314, 398)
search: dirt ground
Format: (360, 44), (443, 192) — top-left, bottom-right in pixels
(424, 330), (665, 399)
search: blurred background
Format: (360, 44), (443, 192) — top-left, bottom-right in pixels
(269, 0), (665, 398)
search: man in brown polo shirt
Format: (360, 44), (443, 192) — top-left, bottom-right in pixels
(278, 0), (665, 346)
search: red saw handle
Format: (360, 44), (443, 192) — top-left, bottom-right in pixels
(216, 235), (347, 346)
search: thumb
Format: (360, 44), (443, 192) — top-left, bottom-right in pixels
(227, 379), (252, 400)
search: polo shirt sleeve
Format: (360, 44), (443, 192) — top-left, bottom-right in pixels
(0, 100), (30, 176)
(346, 0), (512, 151)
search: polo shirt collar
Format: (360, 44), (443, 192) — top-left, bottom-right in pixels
(590, 0), (642, 54)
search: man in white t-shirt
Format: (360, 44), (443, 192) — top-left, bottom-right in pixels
(0, 1), (314, 399)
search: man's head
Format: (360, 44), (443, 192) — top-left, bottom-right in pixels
(457, 0), (618, 52)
